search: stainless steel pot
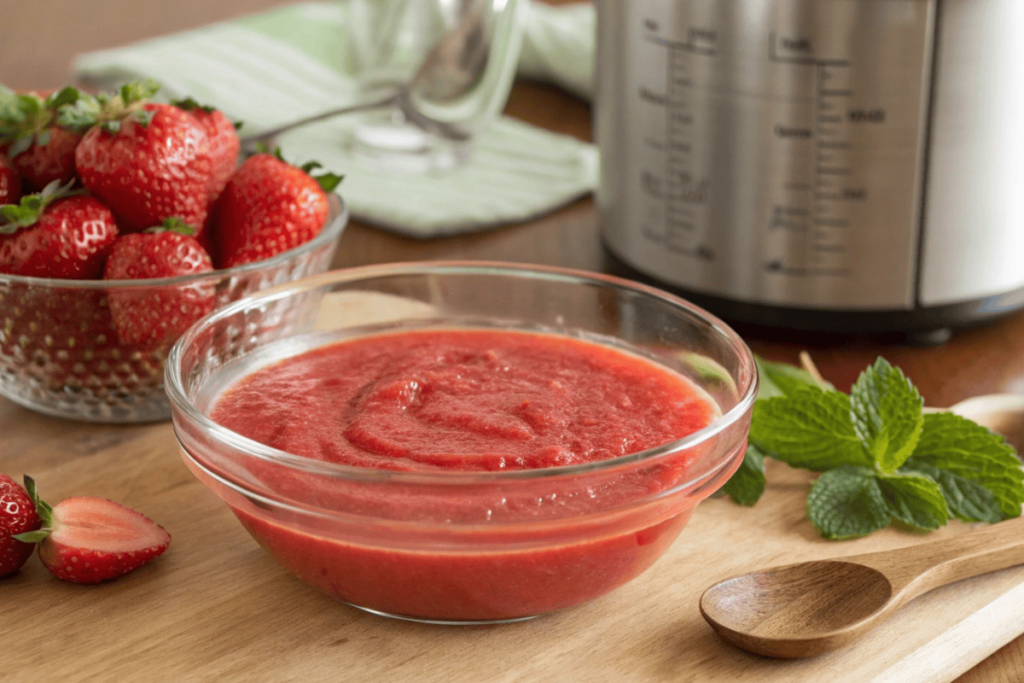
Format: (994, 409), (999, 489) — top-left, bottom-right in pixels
(596, 0), (1024, 339)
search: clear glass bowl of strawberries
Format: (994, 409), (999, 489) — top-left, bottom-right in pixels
(0, 82), (348, 422)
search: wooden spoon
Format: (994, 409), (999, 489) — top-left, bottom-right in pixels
(700, 393), (1024, 659)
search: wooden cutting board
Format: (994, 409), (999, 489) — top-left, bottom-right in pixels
(5, 432), (1023, 683)
(4, 293), (1023, 682)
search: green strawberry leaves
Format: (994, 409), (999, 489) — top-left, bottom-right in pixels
(144, 217), (197, 236)
(726, 355), (1024, 539)
(0, 85), (88, 154)
(0, 180), (80, 231)
(12, 475), (53, 543)
(258, 145), (345, 194)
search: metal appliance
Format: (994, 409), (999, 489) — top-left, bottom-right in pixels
(596, 0), (1024, 339)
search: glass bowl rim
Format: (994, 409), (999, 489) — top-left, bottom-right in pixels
(165, 260), (759, 486)
(0, 193), (348, 290)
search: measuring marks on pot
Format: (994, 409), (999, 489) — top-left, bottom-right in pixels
(639, 27), (717, 264)
(765, 33), (861, 278)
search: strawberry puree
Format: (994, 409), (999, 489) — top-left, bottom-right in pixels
(209, 329), (725, 620)
(212, 330), (718, 471)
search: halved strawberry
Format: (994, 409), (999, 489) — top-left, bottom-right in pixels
(0, 474), (42, 578)
(15, 480), (170, 584)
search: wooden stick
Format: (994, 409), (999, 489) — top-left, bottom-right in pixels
(799, 351), (826, 385)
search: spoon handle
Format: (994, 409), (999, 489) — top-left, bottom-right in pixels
(849, 514), (1024, 598)
(239, 93), (400, 149)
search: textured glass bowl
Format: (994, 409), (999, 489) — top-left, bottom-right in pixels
(0, 195), (347, 423)
(167, 262), (757, 623)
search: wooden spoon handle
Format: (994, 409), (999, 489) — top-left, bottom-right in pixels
(850, 515), (1024, 597)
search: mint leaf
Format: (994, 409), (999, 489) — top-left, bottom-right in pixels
(756, 356), (833, 399)
(750, 386), (871, 471)
(807, 466), (891, 539)
(908, 412), (1024, 519)
(902, 462), (1002, 524)
(849, 358), (924, 473)
(877, 471), (948, 531)
(721, 445), (766, 506)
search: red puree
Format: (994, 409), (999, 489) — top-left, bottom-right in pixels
(210, 329), (725, 620)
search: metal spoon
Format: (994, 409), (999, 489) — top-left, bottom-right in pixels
(699, 393), (1024, 659)
(239, 1), (492, 154)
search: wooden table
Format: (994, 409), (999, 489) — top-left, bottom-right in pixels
(3, 1), (1024, 681)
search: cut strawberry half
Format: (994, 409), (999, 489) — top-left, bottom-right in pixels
(15, 480), (170, 584)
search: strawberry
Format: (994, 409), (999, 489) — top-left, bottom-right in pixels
(15, 481), (170, 584)
(103, 218), (215, 350)
(0, 475), (42, 578)
(0, 86), (88, 192)
(0, 181), (119, 279)
(173, 97), (240, 203)
(211, 152), (342, 268)
(0, 152), (21, 204)
(75, 82), (215, 234)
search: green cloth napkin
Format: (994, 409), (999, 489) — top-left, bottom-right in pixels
(73, 1), (597, 238)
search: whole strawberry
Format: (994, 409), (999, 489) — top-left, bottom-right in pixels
(103, 218), (215, 350)
(0, 152), (21, 204)
(75, 82), (215, 234)
(0, 475), (42, 578)
(211, 152), (341, 268)
(0, 181), (119, 278)
(0, 86), (87, 192)
(173, 98), (239, 203)
(15, 480), (170, 584)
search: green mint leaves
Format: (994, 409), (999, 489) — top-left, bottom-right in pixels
(726, 356), (1024, 539)
(849, 359), (924, 472)
(721, 445), (766, 507)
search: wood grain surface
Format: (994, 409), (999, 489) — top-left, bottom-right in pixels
(2, 1), (1024, 681)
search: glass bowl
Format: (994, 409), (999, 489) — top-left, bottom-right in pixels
(166, 262), (757, 623)
(0, 195), (347, 423)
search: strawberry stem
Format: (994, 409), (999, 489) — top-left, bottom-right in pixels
(68, 79), (162, 134)
(11, 474), (53, 544)
(0, 86), (88, 155)
(0, 179), (85, 232)
(143, 217), (196, 236)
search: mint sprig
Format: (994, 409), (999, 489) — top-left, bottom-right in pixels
(726, 355), (1024, 539)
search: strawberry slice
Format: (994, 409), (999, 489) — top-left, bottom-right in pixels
(16, 479), (170, 584)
